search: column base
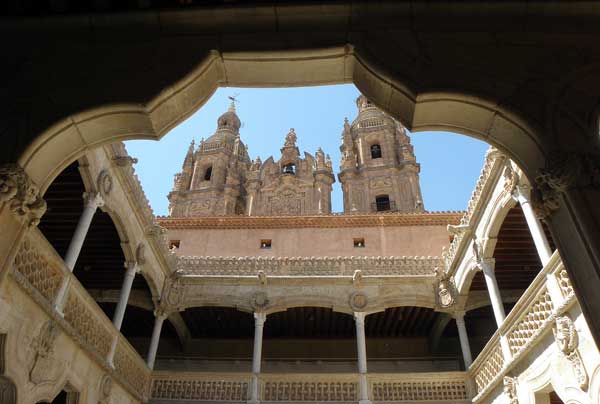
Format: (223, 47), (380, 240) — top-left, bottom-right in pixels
(246, 400), (260, 404)
(359, 400), (372, 404)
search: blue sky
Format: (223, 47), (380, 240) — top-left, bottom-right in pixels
(125, 85), (489, 216)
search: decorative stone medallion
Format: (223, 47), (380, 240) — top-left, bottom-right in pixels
(349, 291), (368, 311)
(98, 374), (113, 404)
(503, 376), (518, 404)
(434, 268), (457, 310)
(251, 292), (269, 310)
(97, 170), (113, 196)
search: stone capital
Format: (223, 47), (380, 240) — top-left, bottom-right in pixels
(254, 312), (267, 325)
(124, 261), (141, 274)
(354, 311), (366, 324)
(83, 192), (104, 209)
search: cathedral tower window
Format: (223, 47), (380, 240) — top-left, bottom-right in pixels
(260, 239), (272, 249)
(203, 166), (212, 181)
(375, 195), (391, 212)
(354, 238), (365, 248)
(370, 144), (382, 159)
(282, 163), (296, 175)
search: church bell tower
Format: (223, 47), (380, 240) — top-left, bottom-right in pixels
(338, 95), (424, 213)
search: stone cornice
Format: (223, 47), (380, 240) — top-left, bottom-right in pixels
(158, 211), (462, 230)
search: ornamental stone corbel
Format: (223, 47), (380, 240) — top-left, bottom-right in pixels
(352, 269), (363, 288)
(446, 223), (470, 236)
(135, 243), (146, 267)
(0, 163), (47, 226)
(433, 267), (457, 310)
(532, 152), (600, 219)
(553, 315), (589, 390)
(503, 376), (519, 404)
(257, 270), (267, 286)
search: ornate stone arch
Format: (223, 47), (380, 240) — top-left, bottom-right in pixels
(16, 47), (545, 196)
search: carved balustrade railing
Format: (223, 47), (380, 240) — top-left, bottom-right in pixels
(469, 251), (576, 401)
(444, 148), (505, 271)
(369, 372), (469, 402)
(11, 227), (151, 400)
(177, 256), (442, 277)
(150, 372), (469, 402)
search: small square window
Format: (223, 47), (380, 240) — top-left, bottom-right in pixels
(260, 239), (272, 249)
(353, 238), (365, 248)
(169, 240), (180, 249)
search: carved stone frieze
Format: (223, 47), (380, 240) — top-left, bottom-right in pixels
(434, 268), (457, 310)
(533, 152), (600, 218)
(349, 291), (368, 311)
(29, 320), (62, 386)
(553, 315), (588, 390)
(503, 376), (518, 404)
(0, 163), (47, 226)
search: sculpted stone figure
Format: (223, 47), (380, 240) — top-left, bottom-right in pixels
(503, 376), (518, 404)
(553, 315), (588, 390)
(0, 164), (47, 226)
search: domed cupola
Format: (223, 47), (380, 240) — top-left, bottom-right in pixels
(217, 101), (241, 132)
(352, 95), (393, 130)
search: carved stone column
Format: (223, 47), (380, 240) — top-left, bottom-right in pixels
(113, 261), (140, 330)
(454, 312), (473, 368)
(64, 192), (104, 270)
(532, 152), (600, 346)
(354, 312), (371, 404)
(147, 310), (167, 370)
(479, 258), (506, 327)
(249, 312), (267, 404)
(513, 184), (553, 265)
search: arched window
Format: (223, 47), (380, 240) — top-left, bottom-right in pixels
(282, 163), (296, 175)
(203, 166), (212, 181)
(370, 144), (382, 159)
(375, 195), (391, 212)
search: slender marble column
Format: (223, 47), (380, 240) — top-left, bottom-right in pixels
(147, 311), (167, 370)
(354, 312), (371, 404)
(113, 262), (139, 330)
(454, 312), (473, 368)
(64, 192), (104, 270)
(513, 184), (553, 265)
(480, 258), (506, 327)
(53, 192), (104, 313)
(249, 312), (267, 404)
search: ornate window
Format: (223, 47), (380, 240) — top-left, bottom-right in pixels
(203, 166), (212, 181)
(375, 195), (391, 212)
(370, 144), (382, 159)
(282, 163), (296, 175)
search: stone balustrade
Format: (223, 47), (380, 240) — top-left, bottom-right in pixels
(469, 251), (576, 401)
(177, 255), (443, 277)
(10, 227), (152, 401)
(149, 371), (470, 403)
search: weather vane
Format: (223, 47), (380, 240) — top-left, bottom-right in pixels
(228, 93), (240, 105)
